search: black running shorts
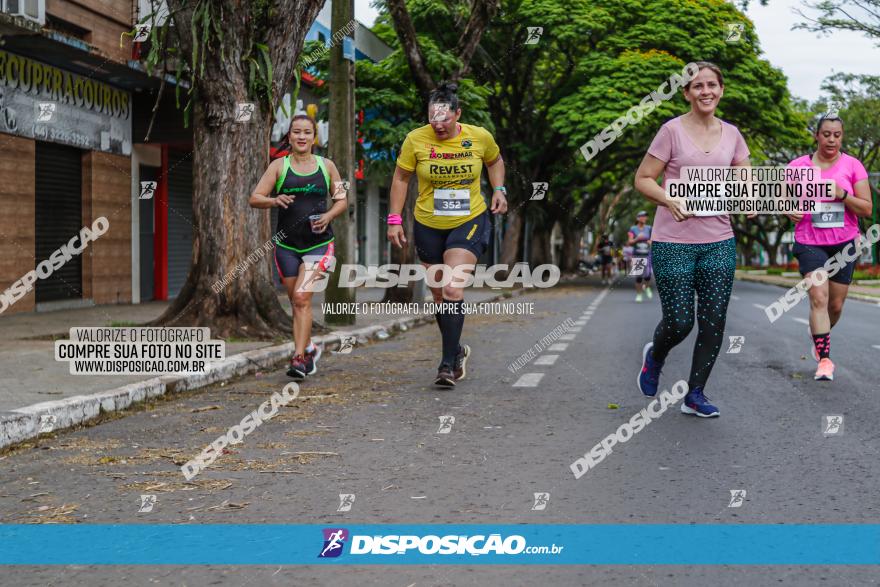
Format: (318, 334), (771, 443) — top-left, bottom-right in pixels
(793, 239), (857, 285)
(413, 211), (491, 264)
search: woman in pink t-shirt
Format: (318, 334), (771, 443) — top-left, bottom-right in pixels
(633, 61), (751, 418)
(786, 114), (872, 381)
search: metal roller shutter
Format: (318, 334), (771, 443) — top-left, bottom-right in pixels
(166, 150), (193, 298)
(35, 142), (83, 303)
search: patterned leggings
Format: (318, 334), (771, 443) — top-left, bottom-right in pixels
(651, 238), (737, 389)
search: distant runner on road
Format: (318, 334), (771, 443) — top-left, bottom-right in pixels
(627, 211), (654, 302)
(597, 234), (614, 285)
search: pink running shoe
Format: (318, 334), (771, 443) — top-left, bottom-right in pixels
(814, 358), (834, 381)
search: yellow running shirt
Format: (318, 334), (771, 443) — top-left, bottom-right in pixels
(396, 123), (501, 229)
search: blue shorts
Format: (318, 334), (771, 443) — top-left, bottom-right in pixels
(273, 241), (335, 279)
(413, 211), (491, 264)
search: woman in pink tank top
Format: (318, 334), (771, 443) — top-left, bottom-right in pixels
(786, 114), (872, 381)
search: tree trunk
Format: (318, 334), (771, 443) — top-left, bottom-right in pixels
(560, 223), (582, 274)
(530, 224), (551, 266)
(151, 0), (324, 339)
(324, 0), (357, 326)
(152, 101), (291, 339)
(499, 206), (523, 267)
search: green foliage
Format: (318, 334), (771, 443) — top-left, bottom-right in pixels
(817, 73), (880, 172)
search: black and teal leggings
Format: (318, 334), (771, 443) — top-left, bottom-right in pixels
(651, 238), (737, 389)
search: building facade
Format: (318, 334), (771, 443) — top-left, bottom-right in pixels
(0, 0), (392, 316)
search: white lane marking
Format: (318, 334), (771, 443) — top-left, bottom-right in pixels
(574, 320), (587, 326)
(513, 373), (544, 387)
(873, 345), (880, 350)
(548, 343), (568, 351)
(534, 354), (559, 366)
(752, 303), (766, 310)
(731, 295), (740, 300)
(792, 317), (810, 325)
(569, 327), (583, 333)
(558, 334), (576, 341)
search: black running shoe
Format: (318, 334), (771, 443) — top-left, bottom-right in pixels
(434, 364), (455, 387)
(287, 354), (307, 380)
(453, 344), (470, 381)
(304, 344), (322, 376)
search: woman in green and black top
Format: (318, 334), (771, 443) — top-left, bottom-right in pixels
(249, 114), (348, 379)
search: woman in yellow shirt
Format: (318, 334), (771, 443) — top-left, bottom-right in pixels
(388, 82), (508, 387)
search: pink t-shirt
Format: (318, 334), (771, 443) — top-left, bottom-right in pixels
(789, 153), (868, 246)
(647, 116), (750, 244)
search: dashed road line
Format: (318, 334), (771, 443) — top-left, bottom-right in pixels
(534, 355), (559, 366)
(513, 373), (544, 387)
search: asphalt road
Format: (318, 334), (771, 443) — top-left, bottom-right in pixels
(1, 279), (879, 586)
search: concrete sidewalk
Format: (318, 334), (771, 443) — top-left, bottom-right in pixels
(736, 270), (880, 304)
(0, 285), (533, 449)
(0, 287), (520, 412)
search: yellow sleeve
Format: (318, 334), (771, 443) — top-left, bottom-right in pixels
(396, 134), (417, 171)
(481, 127), (500, 162)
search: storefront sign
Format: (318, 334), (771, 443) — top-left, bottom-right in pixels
(0, 49), (131, 155)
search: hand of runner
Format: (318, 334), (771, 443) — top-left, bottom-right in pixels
(388, 225), (407, 248)
(490, 191), (508, 214)
(666, 198), (692, 222)
(787, 212), (804, 222)
(274, 194), (295, 209)
(833, 184), (848, 200)
(311, 213), (331, 232)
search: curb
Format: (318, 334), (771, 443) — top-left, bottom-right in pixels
(0, 290), (531, 450)
(736, 274), (880, 305)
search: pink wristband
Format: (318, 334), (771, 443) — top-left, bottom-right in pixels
(387, 214), (402, 225)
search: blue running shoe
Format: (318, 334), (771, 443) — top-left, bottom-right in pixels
(637, 342), (663, 397)
(681, 386), (720, 418)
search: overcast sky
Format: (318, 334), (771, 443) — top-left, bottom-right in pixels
(353, 0), (879, 102)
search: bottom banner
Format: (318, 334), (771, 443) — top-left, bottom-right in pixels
(1, 524), (878, 565)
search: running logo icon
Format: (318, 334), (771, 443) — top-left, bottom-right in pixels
(318, 528), (349, 558)
(139, 181), (157, 200)
(728, 489), (746, 508)
(823, 415), (844, 436)
(35, 103), (55, 122)
(235, 103), (255, 123)
(437, 415), (455, 434)
(333, 181), (350, 200)
(629, 258), (647, 276)
(133, 24), (152, 42)
(531, 492), (550, 511)
(333, 335), (356, 355)
(430, 103), (451, 123)
(525, 27), (543, 45)
(726, 336), (745, 354)
(138, 494), (157, 513)
(531, 182), (548, 201)
(337, 494), (355, 512)
(725, 23), (744, 43)
(38, 414), (56, 433)
(825, 101), (842, 118)
(297, 257), (336, 293)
